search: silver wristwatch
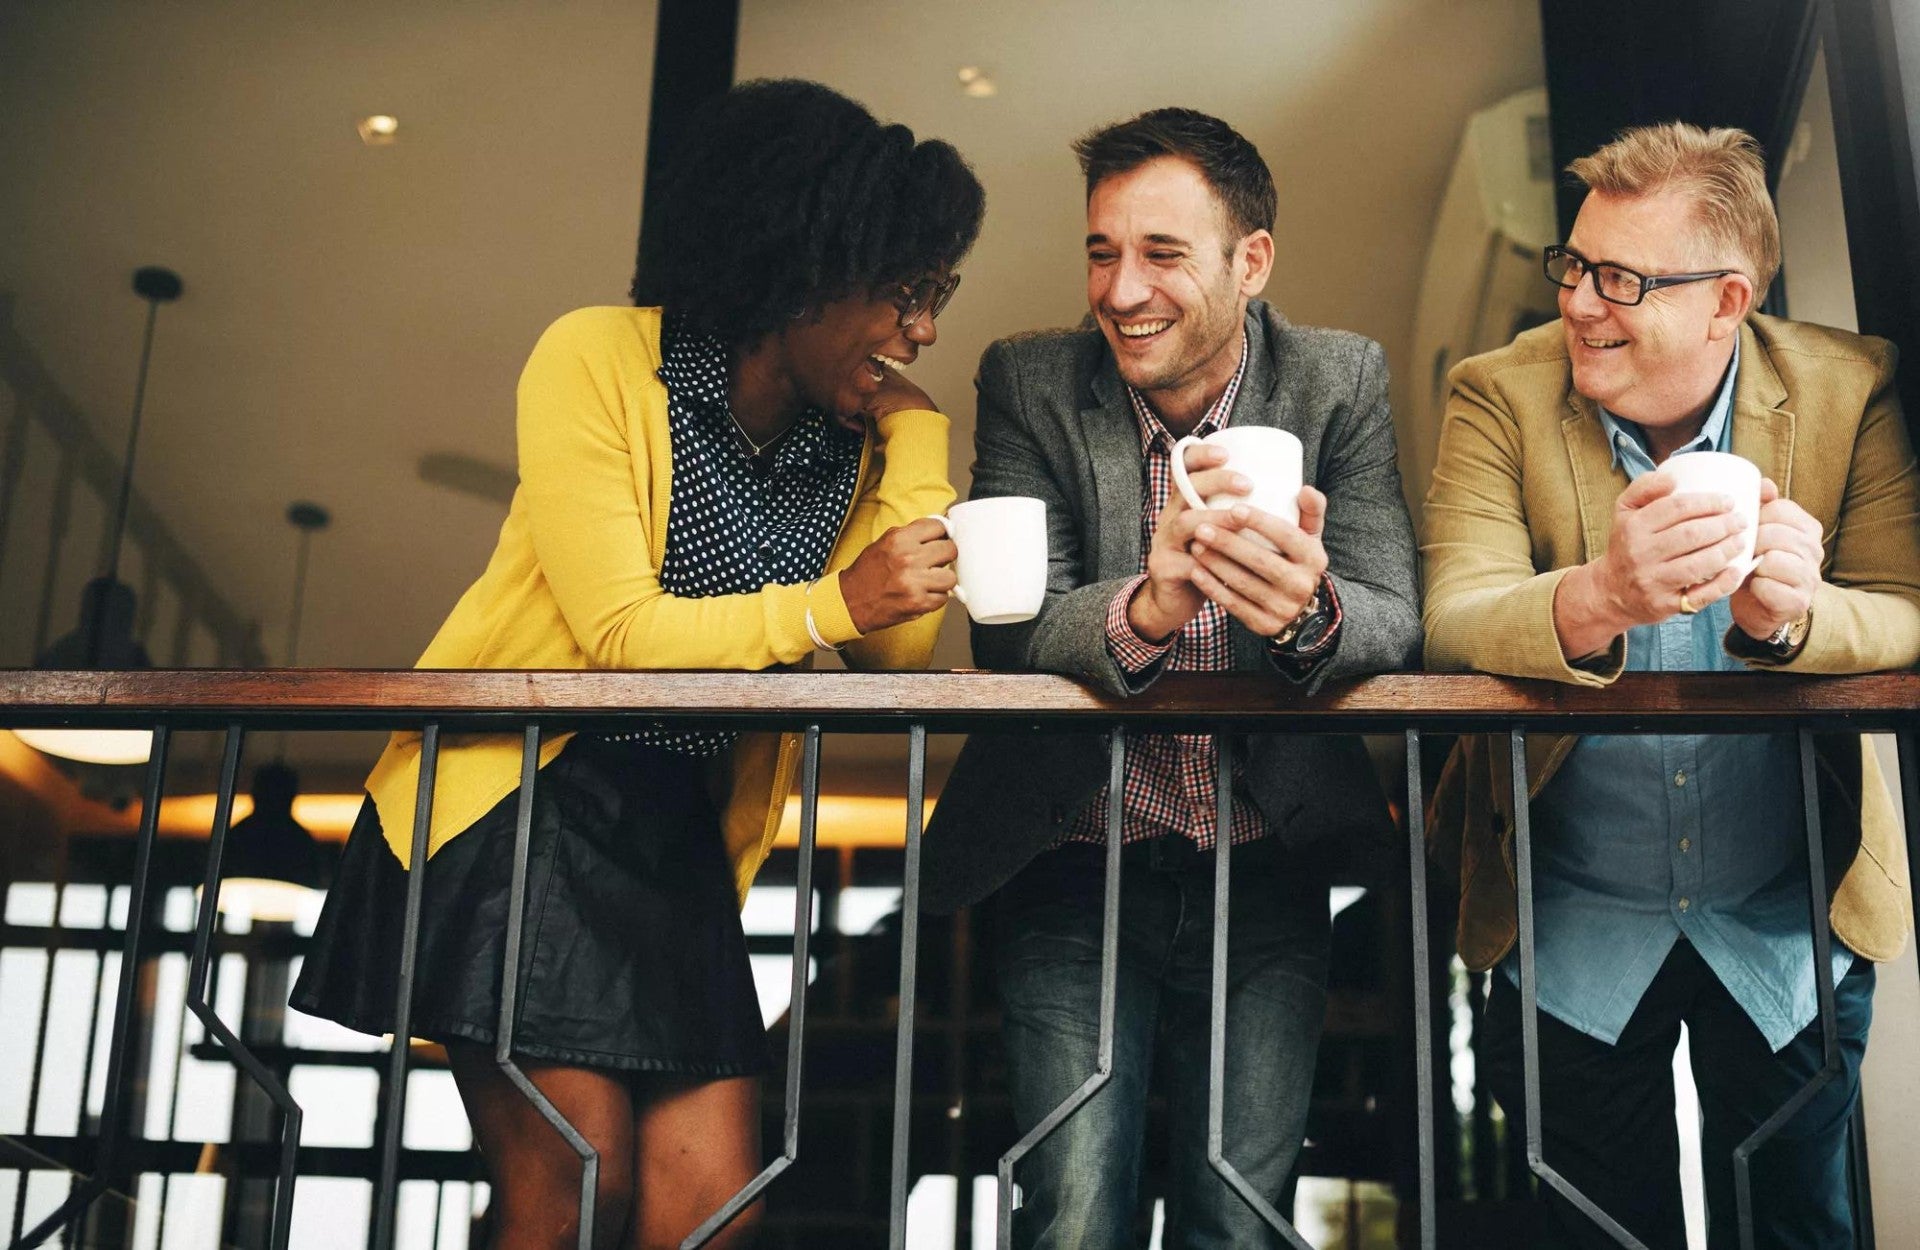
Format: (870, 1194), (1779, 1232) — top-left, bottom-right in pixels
(1761, 611), (1811, 655)
(1270, 587), (1324, 648)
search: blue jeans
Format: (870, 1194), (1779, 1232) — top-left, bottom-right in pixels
(988, 835), (1330, 1249)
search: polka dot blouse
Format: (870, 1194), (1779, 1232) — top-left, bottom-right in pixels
(617, 315), (864, 756)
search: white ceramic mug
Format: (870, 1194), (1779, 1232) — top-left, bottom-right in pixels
(1169, 426), (1304, 550)
(1656, 450), (1762, 579)
(926, 496), (1047, 624)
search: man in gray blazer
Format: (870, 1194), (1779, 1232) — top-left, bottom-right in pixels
(924, 109), (1420, 1247)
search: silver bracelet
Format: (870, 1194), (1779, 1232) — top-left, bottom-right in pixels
(805, 579), (842, 652)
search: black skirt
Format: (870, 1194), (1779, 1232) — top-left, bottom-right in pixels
(289, 735), (769, 1076)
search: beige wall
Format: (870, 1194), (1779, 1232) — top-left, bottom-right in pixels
(738, 0), (1546, 667)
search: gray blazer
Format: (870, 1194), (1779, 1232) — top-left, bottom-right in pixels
(922, 301), (1422, 912)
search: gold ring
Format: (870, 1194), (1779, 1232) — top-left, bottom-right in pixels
(1678, 590), (1697, 615)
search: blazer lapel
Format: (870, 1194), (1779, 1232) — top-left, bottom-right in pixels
(1232, 304), (1286, 668)
(1082, 355), (1146, 582)
(1560, 389), (1624, 564)
(1236, 304), (1285, 427)
(1728, 321), (1795, 495)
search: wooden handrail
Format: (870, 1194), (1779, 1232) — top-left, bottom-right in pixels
(2, 668), (1917, 733)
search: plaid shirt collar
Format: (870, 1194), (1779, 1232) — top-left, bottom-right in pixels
(1124, 328), (1251, 452)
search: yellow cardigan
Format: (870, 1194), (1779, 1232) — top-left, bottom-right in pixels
(364, 306), (954, 901)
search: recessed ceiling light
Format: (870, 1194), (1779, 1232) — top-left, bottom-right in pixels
(357, 114), (399, 145)
(956, 67), (997, 98)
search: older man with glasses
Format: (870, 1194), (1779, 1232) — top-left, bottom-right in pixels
(1422, 121), (1920, 1248)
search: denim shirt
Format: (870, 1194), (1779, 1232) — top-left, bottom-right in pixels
(1504, 340), (1853, 1051)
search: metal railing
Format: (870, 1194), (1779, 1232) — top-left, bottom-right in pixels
(3, 667), (1917, 1249)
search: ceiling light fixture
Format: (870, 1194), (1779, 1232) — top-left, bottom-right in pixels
(213, 501), (333, 921)
(356, 114), (399, 145)
(16, 266), (182, 768)
(956, 66), (997, 98)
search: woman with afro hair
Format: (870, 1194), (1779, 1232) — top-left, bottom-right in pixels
(293, 80), (984, 1249)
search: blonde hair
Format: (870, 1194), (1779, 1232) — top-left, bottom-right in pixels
(1566, 121), (1781, 302)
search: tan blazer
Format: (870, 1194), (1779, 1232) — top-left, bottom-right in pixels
(1422, 314), (1920, 971)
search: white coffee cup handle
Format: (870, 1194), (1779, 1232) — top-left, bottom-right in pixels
(1168, 435), (1209, 511)
(922, 514), (968, 606)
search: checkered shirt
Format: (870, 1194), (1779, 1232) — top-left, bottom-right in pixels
(1062, 331), (1273, 850)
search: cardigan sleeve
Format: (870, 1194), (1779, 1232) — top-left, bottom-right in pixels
(832, 404), (956, 669)
(514, 308), (833, 671)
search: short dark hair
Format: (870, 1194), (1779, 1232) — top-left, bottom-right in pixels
(1072, 107), (1275, 242)
(631, 79), (985, 345)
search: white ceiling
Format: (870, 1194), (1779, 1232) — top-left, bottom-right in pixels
(0, 0), (660, 671)
(1, 0), (1543, 779)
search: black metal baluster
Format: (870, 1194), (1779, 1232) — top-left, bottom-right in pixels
(1510, 729), (1644, 1247)
(1406, 729), (1437, 1249)
(1732, 728), (1842, 1249)
(1900, 728), (1919, 1005)
(493, 726), (597, 1250)
(65, 909), (113, 1250)
(7, 1154), (22, 1245)
(183, 725), (304, 1249)
(154, 864), (207, 1250)
(996, 727), (1126, 1247)
(683, 724), (826, 1248)
(14, 725), (170, 1248)
(371, 723), (440, 1250)
(16, 880), (64, 1241)
(887, 724), (927, 1250)
(1206, 733), (1312, 1247)
(1848, 1108), (1876, 1250)
(12, 879), (65, 1248)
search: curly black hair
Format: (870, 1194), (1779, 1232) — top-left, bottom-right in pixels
(631, 79), (986, 346)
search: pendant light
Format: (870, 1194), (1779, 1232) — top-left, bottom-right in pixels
(215, 502), (332, 922)
(16, 266), (182, 766)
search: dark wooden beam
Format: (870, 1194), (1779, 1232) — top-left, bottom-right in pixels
(1539, 0), (1821, 235)
(1822, 0), (1920, 442)
(1536, 0), (1920, 442)
(632, 0), (740, 304)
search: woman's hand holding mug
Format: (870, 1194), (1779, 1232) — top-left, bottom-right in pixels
(839, 518), (958, 634)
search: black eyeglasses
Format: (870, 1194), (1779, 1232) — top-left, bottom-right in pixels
(1542, 245), (1735, 307)
(891, 273), (961, 328)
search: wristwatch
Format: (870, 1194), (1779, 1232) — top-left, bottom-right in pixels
(1271, 576), (1338, 652)
(1760, 610), (1812, 657)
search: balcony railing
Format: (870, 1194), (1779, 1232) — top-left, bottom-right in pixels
(2, 667), (1917, 1250)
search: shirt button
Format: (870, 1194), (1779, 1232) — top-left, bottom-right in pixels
(1679, 837), (1692, 853)
(757, 542), (774, 561)
(1677, 897), (1691, 912)
(1674, 770), (1687, 787)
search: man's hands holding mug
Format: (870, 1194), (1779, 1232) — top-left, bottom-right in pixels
(1129, 441), (1330, 644)
(1553, 461), (1823, 660)
(1730, 478), (1824, 643)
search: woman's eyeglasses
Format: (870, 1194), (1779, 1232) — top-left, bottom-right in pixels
(892, 273), (961, 328)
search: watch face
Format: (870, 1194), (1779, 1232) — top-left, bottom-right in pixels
(1293, 606), (1335, 653)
